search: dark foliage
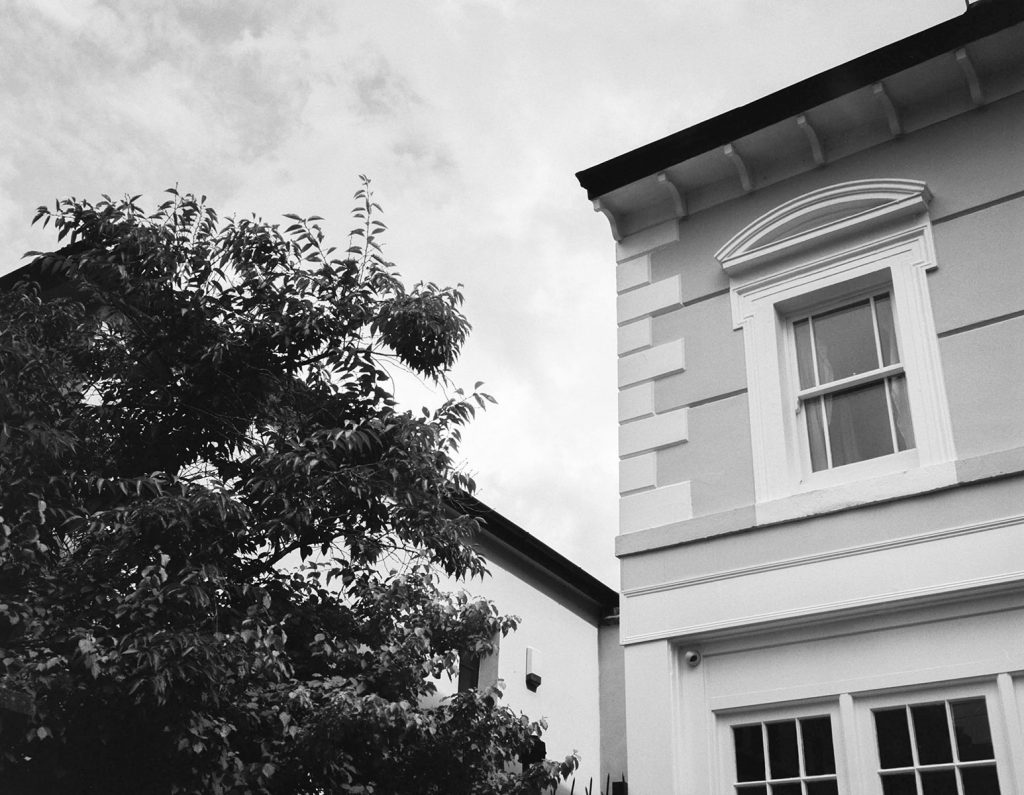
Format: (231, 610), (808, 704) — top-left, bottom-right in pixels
(0, 182), (578, 794)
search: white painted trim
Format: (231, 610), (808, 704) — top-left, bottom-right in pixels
(717, 180), (955, 506)
(618, 339), (685, 388)
(617, 274), (683, 325)
(996, 673), (1024, 794)
(619, 407), (689, 456)
(622, 513), (1024, 598)
(715, 179), (930, 274)
(615, 217), (680, 263)
(620, 481), (693, 533)
(617, 316), (652, 355)
(620, 453), (658, 494)
(616, 254), (651, 293)
(618, 382), (655, 422)
(621, 571), (1024, 645)
(872, 82), (903, 137)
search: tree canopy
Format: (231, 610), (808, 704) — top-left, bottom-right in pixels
(0, 183), (577, 793)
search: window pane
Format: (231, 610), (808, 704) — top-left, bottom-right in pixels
(960, 765), (1001, 795)
(881, 773), (918, 795)
(806, 398), (829, 472)
(800, 717), (836, 776)
(736, 787), (768, 795)
(827, 382), (895, 467)
(734, 724), (766, 782)
(875, 708), (914, 769)
(888, 376), (915, 451)
(919, 770), (957, 795)
(875, 294), (900, 366)
(911, 704), (953, 764)
(770, 784), (802, 795)
(794, 319), (816, 388)
(812, 299), (878, 383)
(806, 782), (839, 795)
(457, 653), (480, 692)
(951, 699), (994, 762)
(767, 721), (800, 779)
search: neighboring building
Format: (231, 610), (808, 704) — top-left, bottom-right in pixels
(577, 2), (1024, 793)
(439, 496), (626, 794)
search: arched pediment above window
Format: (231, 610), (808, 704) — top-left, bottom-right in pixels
(715, 179), (932, 276)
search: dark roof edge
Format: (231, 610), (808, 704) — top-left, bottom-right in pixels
(576, 0), (1024, 200)
(452, 493), (619, 610)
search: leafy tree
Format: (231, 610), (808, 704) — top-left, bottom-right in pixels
(0, 182), (578, 794)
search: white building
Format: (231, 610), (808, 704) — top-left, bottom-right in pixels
(444, 496), (626, 793)
(577, 1), (1024, 793)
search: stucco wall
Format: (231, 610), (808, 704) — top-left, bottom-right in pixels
(616, 86), (1024, 536)
(437, 538), (606, 794)
(611, 60), (1024, 795)
(598, 619), (628, 787)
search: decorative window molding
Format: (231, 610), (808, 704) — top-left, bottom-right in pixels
(716, 179), (933, 276)
(716, 179), (956, 515)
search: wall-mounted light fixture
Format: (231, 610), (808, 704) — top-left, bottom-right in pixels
(525, 647), (542, 691)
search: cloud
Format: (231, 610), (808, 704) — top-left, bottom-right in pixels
(2, 0), (963, 591)
(352, 58), (421, 119)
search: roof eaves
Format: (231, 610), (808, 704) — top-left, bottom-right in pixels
(576, 0), (1024, 200)
(452, 494), (619, 610)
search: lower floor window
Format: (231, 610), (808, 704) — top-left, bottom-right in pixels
(732, 716), (838, 794)
(727, 688), (1008, 795)
(873, 698), (1000, 795)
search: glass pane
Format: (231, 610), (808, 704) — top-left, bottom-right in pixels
(952, 699), (994, 761)
(875, 294), (900, 366)
(806, 781), (839, 795)
(960, 765), (1001, 795)
(770, 784), (802, 795)
(806, 398), (829, 472)
(881, 773), (918, 795)
(888, 376), (915, 451)
(800, 717), (836, 776)
(812, 299), (878, 383)
(875, 708), (914, 769)
(734, 724), (766, 782)
(767, 721), (800, 779)
(736, 787), (768, 795)
(919, 769), (957, 795)
(911, 704), (953, 764)
(827, 382), (895, 467)
(794, 319), (816, 388)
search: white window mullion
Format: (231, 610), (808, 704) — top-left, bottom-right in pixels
(761, 722), (771, 787)
(905, 706), (924, 795)
(943, 702), (966, 795)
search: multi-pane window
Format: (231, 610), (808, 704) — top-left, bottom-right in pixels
(873, 698), (1001, 795)
(733, 716), (839, 794)
(792, 291), (915, 472)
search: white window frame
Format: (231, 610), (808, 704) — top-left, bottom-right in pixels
(784, 282), (916, 484)
(848, 682), (1013, 795)
(716, 180), (956, 520)
(714, 681), (1016, 795)
(715, 700), (848, 795)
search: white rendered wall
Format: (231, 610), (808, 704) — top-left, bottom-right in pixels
(607, 55), (1024, 795)
(613, 89), (1024, 540)
(438, 539), (606, 794)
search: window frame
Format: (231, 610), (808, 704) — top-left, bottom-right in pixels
(716, 180), (956, 516)
(716, 701), (848, 795)
(784, 284), (916, 483)
(849, 683), (1012, 795)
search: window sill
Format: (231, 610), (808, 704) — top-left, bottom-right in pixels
(615, 445), (1024, 558)
(756, 460), (956, 526)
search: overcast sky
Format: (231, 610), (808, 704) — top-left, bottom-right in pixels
(1, 0), (966, 587)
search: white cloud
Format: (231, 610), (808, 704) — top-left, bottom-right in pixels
(2, 0), (965, 589)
